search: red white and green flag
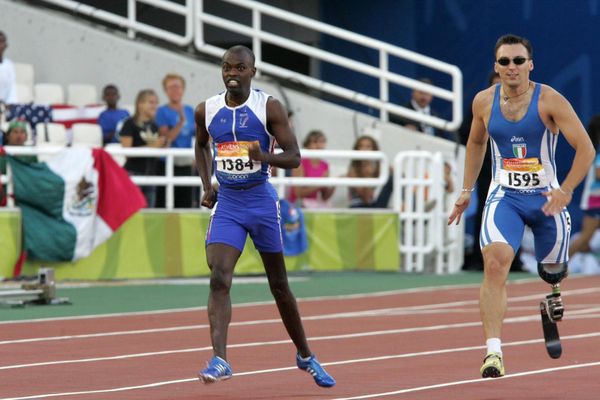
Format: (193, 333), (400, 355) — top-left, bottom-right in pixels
(7, 148), (146, 261)
(512, 143), (527, 158)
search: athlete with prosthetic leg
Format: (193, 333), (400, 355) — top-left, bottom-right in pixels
(448, 34), (594, 378)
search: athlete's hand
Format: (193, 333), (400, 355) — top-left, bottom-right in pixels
(248, 141), (264, 162)
(447, 192), (472, 225)
(542, 188), (571, 216)
(201, 188), (217, 209)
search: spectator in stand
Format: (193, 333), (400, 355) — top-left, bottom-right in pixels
(0, 31), (17, 104)
(1, 119), (36, 205)
(98, 85), (130, 145)
(570, 115), (600, 257)
(347, 135), (393, 208)
(289, 129), (334, 208)
(156, 73), (196, 208)
(390, 78), (453, 141)
(119, 89), (166, 208)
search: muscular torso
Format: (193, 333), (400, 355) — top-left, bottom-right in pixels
(479, 84), (558, 134)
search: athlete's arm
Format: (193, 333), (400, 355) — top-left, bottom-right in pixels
(541, 87), (595, 216)
(249, 97), (301, 169)
(194, 102), (216, 208)
(448, 91), (489, 225)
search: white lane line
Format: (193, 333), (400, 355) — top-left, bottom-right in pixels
(2, 308), (600, 371)
(330, 361), (600, 399)
(2, 287), (599, 346)
(2, 333), (600, 400)
(0, 278), (548, 325)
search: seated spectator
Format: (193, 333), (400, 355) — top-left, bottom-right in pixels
(570, 115), (600, 257)
(0, 31), (17, 105)
(289, 130), (334, 208)
(119, 89), (166, 208)
(390, 77), (453, 141)
(1, 119), (37, 205)
(98, 84), (130, 145)
(156, 73), (195, 208)
(347, 135), (393, 208)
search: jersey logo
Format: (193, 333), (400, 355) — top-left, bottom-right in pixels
(513, 143), (527, 158)
(239, 112), (249, 128)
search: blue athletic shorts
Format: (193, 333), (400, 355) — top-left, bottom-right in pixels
(206, 182), (283, 253)
(480, 184), (571, 263)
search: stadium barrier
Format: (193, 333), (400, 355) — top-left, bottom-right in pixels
(1, 146), (463, 275)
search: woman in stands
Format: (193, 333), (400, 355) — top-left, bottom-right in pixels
(119, 89), (166, 208)
(0, 119), (36, 206)
(347, 135), (393, 208)
(289, 129), (335, 208)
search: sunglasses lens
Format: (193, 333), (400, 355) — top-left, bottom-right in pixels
(497, 57), (527, 66)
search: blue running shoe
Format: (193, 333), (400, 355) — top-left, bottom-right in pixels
(296, 353), (336, 388)
(198, 356), (232, 384)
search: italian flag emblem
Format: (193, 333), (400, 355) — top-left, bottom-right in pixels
(513, 143), (527, 158)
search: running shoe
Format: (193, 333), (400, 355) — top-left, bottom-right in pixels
(480, 352), (505, 378)
(198, 356), (233, 384)
(296, 353), (336, 387)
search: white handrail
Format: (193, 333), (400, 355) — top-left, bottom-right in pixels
(2, 146), (463, 273)
(392, 151), (462, 274)
(34, 0), (462, 130)
(2, 146), (389, 206)
(195, 0), (463, 130)
(39, 0), (193, 46)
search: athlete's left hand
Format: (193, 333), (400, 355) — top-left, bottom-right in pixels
(541, 188), (572, 216)
(248, 141), (264, 162)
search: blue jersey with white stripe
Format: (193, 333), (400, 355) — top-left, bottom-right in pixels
(487, 83), (559, 193)
(480, 83), (571, 263)
(205, 89), (275, 187)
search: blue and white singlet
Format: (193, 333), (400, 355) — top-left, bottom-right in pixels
(480, 83), (571, 263)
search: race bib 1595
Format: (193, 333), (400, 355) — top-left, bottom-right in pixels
(497, 157), (547, 189)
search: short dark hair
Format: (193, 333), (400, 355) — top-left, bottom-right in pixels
(223, 45), (255, 67)
(487, 71), (500, 86)
(588, 114), (600, 149)
(494, 34), (533, 59)
(102, 84), (118, 94)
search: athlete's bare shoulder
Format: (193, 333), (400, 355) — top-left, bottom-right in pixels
(538, 83), (570, 118)
(472, 85), (496, 118)
(538, 83), (564, 105)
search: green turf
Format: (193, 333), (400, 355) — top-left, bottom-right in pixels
(0, 271), (536, 322)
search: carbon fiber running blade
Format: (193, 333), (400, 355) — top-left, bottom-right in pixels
(540, 301), (562, 359)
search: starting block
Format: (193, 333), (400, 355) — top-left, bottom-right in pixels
(0, 268), (71, 307)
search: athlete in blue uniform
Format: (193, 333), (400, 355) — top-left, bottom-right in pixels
(194, 45), (335, 387)
(449, 34), (594, 377)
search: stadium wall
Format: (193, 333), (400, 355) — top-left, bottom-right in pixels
(0, 210), (399, 280)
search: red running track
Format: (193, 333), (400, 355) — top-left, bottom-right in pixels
(1, 276), (600, 399)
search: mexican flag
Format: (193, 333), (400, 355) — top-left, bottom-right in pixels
(7, 147), (146, 261)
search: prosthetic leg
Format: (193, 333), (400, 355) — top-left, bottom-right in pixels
(538, 263), (568, 359)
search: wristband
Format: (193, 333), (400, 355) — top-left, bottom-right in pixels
(557, 187), (573, 195)
(461, 188), (475, 192)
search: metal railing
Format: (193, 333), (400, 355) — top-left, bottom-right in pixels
(392, 151), (463, 274)
(39, 0), (194, 46)
(195, 0), (463, 130)
(2, 146), (389, 207)
(36, 0), (463, 130)
(2, 146), (462, 273)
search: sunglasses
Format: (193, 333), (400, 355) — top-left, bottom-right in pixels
(496, 56), (528, 66)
